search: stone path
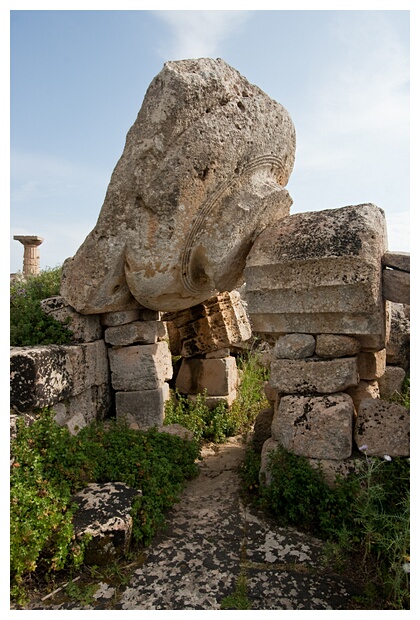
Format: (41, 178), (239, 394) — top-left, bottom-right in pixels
(26, 436), (364, 610)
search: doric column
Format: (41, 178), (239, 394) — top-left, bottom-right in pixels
(13, 235), (44, 277)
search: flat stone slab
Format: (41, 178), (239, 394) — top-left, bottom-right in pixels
(26, 437), (365, 610)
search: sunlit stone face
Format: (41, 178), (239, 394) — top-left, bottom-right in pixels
(61, 58), (296, 313)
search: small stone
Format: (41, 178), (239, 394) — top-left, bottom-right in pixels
(357, 349), (386, 380)
(378, 366), (406, 400)
(382, 269), (410, 305)
(346, 380), (380, 412)
(273, 334), (315, 359)
(315, 334), (361, 358)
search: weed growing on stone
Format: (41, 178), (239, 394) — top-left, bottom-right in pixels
(10, 266), (73, 346)
(10, 409), (200, 605)
(220, 574), (252, 610)
(164, 349), (269, 443)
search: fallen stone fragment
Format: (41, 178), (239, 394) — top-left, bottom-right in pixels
(175, 356), (238, 396)
(357, 349), (386, 380)
(61, 58), (296, 313)
(386, 303), (410, 369)
(165, 291), (252, 357)
(40, 296), (103, 343)
(377, 366), (406, 400)
(71, 482), (142, 565)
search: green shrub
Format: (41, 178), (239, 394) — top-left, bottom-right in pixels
(10, 267), (73, 346)
(164, 349), (269, 443)
(10, 410), (200, 603)
(240, 442), (410, 609)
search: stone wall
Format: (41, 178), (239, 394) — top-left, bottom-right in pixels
(243, 207), (410, 485)
(10, 298), (174, 434)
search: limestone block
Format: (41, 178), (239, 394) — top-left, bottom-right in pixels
(187, 391), (237, 410)
(259, 438), (280, 486)
(165, 320), (182, 356)
(270, 357), (358, 394)
(315, 334), (361, 358)
(104, 321), (167, 346)
(273, 334), (315, 359)
(252, 408), (275, 454)
(175, 356), (238, 396)
(357, 349), (386, 380)
(100, 309), (144, 327)
(40, 296), (103, 342)
(354, 399), (409, 457)
(345, 380), (379, 412)
(264, 381), (278, 404)
(386, 303), (410, 369)
(165, 291), (252, 357)
(272, 393), (354, 460)
(382, 251), (410, 272)
(158, 424), (195, 442)
(382, 269), (410, 305)
(378, 366), (406, 400)
(71, 482), (142, 565)
(10, 345), (72, 411)
(66, 340), (110, 396)
(115, 384), (170, 429)
(53, 383), (112, 429)
(108, 342), (172, 391)
(60, 58), (296, 314)
(245, 204), (388, 341)
(205, 348), (231, 359)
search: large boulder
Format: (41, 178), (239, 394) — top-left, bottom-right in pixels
(61, 58), (296, 314)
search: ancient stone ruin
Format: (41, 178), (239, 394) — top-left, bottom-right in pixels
(11, 58), (410, 498)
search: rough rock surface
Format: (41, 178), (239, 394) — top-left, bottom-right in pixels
(175, 356), (238, 396)
(354, 399), (410, 456)
(315, 334), (361, 358)
(61, 58), (296, 314)
(71, 483), (142, 565)
(244, 204), (388, 342)
(382, 269), (410, 305)
(386, 303), (410, 369)
(272, 394), (354, 460)
(273, 333), (315, 359)
(270, 357), (358, 394)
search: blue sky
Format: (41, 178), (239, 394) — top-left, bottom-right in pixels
(6, 5), (413, 273)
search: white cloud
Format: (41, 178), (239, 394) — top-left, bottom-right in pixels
(153, 10), (252, 60)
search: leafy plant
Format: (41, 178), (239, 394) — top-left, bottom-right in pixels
(10, 410), (200, 604)
(164, 349), (269, 443)
(10, 266), (73, 346)
(220, 573), (252, 610)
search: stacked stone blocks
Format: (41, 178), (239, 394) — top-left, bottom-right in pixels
(244, 204), (409, 483)
(102, 308), (172, 429)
